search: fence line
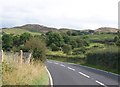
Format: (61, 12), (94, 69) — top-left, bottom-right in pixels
(0, 50), (32, 64)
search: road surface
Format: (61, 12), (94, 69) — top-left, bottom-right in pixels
(46, 60), (120, 87)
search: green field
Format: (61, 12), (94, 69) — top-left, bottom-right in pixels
(70, 33), (116, 41)
(2, 28), (41, 35)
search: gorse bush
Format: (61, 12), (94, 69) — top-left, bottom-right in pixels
(86, 46), (119, 70)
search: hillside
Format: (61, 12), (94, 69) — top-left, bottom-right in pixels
(2, 24), (119, 34)
(95, 27), (118, 33)
(14, 24), (58, 33)
(2, 28), (41, 35)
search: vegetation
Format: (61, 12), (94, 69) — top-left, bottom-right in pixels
(62, 44), (72, 55)
(2, 28), (41, 35)
(2, 54), (49, 85)
(86, 46), (119, 74)
(2, 25), (120, 76)
(2, 31), (48, 85)
(24, 37), (47, 62)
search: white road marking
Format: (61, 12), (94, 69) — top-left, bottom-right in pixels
(78, 72), (90, 78)
(67, 67), (75, 71)
(45, 66), (53, 87)
(60, 64), (65, 67)
(54, 62), (58, 65)
(95, 80), (107, 87)
(47, 61), (52, 63)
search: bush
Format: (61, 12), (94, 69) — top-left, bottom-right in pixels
(24, 37), (46, 62)
(62, 44), (72, 55)
(2, 34), (13, 51)
(72, 47), (86, 55)
(86, 46), (119, 70)
(50, 43), (60, 51)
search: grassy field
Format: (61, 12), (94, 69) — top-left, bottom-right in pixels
(2, 28), (41, 35)
(2, 53), (49, 85)
(70, 33), (116, 41)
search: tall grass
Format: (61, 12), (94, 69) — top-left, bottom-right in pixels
(2, 53), (49, 85)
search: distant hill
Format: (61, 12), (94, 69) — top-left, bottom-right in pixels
(2, 28), (41, 35)
(2, 24), (119, 34)
(95, 27), (119, 33)
(14, 24), (58, 33)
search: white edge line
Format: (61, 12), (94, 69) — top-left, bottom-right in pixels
(45, 66), (53, 87)
(95, 80), (107, 87)
(78, 72), (90, 78)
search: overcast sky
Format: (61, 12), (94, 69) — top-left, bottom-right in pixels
(0, 0), (119, 30)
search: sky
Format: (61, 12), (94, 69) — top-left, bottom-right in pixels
(0, 0), (119, 30)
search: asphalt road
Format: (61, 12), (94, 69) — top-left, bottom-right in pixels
(46, 60), (120, 87)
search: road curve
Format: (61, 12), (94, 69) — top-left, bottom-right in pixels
(46, 60), (120, 87)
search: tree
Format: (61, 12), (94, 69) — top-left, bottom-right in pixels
(62, 44), (72, 54)
(2, 34), (13, 51)
(24, 37), (46, 62)
(46, 31), (64, 47)
(20, 33), (32, 45)
(13, 35), (21, 47)
(62, 34), (70, 44)
(67, 30), (72, 36)
(69, 40), (77, 49)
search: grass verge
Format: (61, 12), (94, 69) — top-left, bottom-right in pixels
(2, 54), (49, 85)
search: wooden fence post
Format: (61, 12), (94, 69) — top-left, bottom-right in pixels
(28, 53), (32, 64)
(1, 50), (3, 62)
(20, 50), (23, 64)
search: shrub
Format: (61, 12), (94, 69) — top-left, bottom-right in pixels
(24, 37), (46, 62)
(2, 34), (13, 51)
(72, 47), (86, 55)
(62, 44), (72, 55)
(86, 46), (119, 70)
(50, 43), (60, 51)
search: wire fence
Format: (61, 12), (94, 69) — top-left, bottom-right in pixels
(0, 50), (32, 64)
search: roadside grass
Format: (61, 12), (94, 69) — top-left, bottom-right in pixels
(3, 28), (41, 35)
(2, 53), (49, 85)
(81, 63), (120, 75)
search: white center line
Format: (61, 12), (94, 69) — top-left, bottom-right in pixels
(95, 80), (107, 87)
(78, 72), (90, 78)
(67, 67), (75, 71)
(60, 64), (65, 67)
(54, 62), (58, 65)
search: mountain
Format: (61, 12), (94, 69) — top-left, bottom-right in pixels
(14, 24), (58, 33)
(95, 27), (119, 33)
